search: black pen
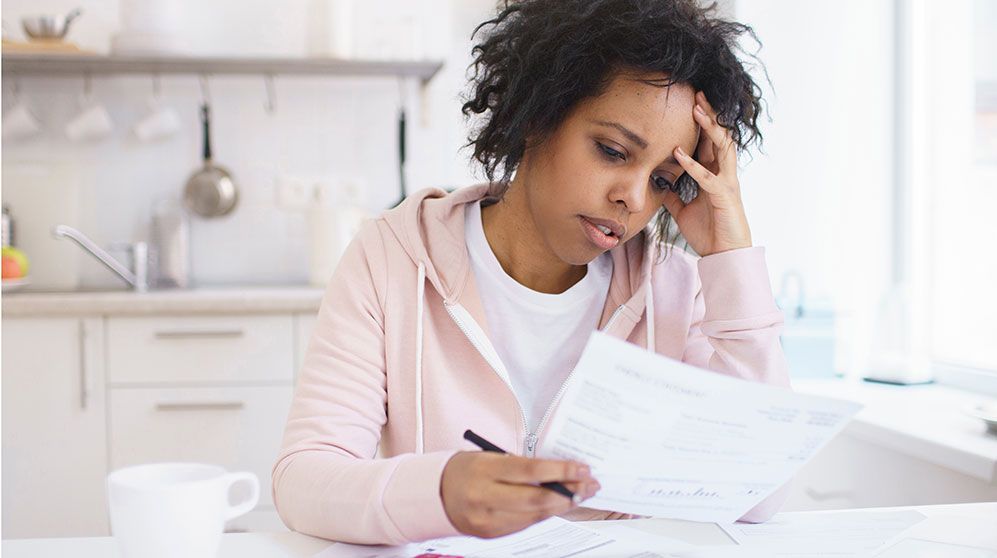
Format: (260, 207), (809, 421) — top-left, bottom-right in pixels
(463, 429), (581, 504)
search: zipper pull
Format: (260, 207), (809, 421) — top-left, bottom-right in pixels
(525, 433), (538, 457)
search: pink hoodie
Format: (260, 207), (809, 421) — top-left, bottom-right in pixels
(272, 183), (791, 544)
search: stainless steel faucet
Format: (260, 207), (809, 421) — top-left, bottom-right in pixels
(52, 225), (148, 292)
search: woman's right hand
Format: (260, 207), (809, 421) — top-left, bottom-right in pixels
(440, 451), (600, 538)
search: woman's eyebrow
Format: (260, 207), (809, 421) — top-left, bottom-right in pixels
(590, 120), (648, 150)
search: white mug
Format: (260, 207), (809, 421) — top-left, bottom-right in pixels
(65, 100), (113, 141)
(107, 463), (259, 558)
(133, 97), (180, 141)
(2, 101), (42, 139)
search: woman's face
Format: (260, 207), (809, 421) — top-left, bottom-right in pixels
(515, 72), (700, 266)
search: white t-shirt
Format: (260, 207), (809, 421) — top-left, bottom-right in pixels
(465, 201), (612, 433)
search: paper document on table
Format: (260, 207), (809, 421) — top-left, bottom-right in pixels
(537, 332), (862, 522)
(871, 515), (997, 557)
(313, 516), (691, 558)
(720, 510), (925, 556)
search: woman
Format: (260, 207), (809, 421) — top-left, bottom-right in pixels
(273, 0), (789, 545)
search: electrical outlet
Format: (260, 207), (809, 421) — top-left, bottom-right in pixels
(276, 175), (313, 210)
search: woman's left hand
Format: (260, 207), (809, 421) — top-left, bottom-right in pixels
(661, 91), (753, 257)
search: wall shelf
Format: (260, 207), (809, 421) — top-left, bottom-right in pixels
(0, 53), (444, 84)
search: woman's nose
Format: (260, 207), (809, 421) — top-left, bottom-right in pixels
(610, 175), (647, 214)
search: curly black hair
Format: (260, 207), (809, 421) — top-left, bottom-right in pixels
(461, 0), (765, 250)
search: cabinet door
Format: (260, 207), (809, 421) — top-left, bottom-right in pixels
(1, 317), (109, 538)
(108, 385), (294, 509)
(107, 315), (294, 385)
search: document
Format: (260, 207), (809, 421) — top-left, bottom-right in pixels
(313, 516), (692, 558)
(537, 332), (862, 522)
(871, 515), (997, 557)
(720, 510), (926, 556)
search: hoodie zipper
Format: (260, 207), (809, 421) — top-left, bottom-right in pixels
(444, 302), (629, 457)
(528, 304), (628, 455)
(444, 302), (532, 452)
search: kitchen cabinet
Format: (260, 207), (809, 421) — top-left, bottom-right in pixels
(106, 315), (295, 385)
(108, 385), (294, 510)
(104, 314), (297, 533)
(2, 317), (109, 538)
(2, 287), (324, 538)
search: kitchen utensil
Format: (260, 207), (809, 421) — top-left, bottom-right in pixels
(134, 97), (181, 142)
(22, 9), (82, 41)
(2, 101), (42, 140)
(183, 104), (238, 218)
(65, 98), (113, 142)
(149, 200), (190, 288)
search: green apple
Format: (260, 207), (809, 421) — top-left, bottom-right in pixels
(1, 246), (29, 276)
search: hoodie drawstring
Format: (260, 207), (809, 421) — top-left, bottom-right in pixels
(645, 269), (656, 354)
(415, 262), (426, 454)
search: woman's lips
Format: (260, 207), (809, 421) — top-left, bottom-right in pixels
(580, 216), (621, 250)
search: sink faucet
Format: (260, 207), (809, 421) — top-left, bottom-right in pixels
(52, 225), (149, 292)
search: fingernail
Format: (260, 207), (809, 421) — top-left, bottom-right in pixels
(676, 146), (688, 158)
(575, 465), (591, 479)
(587, 482), (601, 498)
(695, 104), (706, 116)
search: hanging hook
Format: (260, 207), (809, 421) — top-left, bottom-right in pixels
(263, 73), (276, 114)
(198, 74), (211, 106)
(397, 76), (408, 111)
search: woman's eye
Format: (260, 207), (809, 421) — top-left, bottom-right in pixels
(598, 143), (626, 161)
(651, 174), (674, 192)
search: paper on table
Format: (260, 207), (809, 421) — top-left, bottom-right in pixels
(313, 516), (690, 558)
(871, 515), (997, 557)
(720, 510), (926, 556)
(537, 332), (863, 522)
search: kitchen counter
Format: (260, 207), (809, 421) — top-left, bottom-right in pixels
(794, 378), (997, 484)
(1, 286), (325, 316)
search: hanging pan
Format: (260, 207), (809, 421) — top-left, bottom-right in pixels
(183, 103), (238, 217)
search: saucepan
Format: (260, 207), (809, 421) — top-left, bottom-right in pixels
(183, 104), (238, 218)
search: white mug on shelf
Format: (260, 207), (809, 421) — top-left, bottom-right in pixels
(2, 101), (42, 139)
(106, 462), (260, 558)
(133, 96), (181, 142)
(65, 94), (113, 141)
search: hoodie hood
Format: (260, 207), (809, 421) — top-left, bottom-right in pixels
(380, 184), (657, 326)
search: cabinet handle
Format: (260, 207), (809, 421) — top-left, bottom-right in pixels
(154, 330), (245, 340)
(155, 402), (246, 412)
(78, 320), (89, 410)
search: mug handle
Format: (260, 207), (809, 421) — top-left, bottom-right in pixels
(223, 472), (260, 521)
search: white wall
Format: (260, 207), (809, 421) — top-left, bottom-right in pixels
(734, 0), (897, 377)
(2, 0), (497, 287)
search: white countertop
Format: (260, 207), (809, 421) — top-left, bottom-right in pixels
(1, 286), (325, 316)
(3, 502), (994, 558)
(794, 378), (997, 484)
